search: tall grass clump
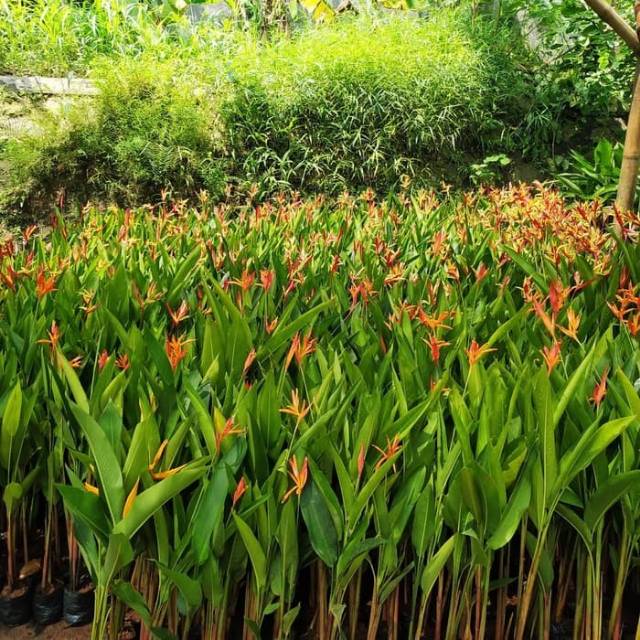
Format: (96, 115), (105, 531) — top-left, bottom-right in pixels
(220, 11), (509, 193)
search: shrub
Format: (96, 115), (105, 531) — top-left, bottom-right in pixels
(1, 9), (531, 212)
(2, 56), (227, 213)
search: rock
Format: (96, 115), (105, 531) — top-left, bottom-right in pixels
(185, 3), (233, 24)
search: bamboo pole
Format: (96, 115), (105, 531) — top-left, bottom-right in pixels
(615, 2), (640, 211)
(583, 0), (640, 54)
(616, 63), (640, 211)
(583, 0), (640, 211)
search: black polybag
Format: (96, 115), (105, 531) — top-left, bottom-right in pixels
(0, 584), (33, 626)
(63, 587), (94, 626)
(33, 584), (64, 625)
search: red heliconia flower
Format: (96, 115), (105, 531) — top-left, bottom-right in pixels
(98, 350), (110, 371)
(541, 341), (562, 375)
(116, 353), (131, 371)
(232, 477), (247, 508)
(590, 367), (609, 409)
(69, 356), (83, 369)
(259, 269), (275, 292)
(425, 334), (450, 365)
(282, 457), (309, 503)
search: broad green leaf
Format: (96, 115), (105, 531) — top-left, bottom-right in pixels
(71, 403), (124, 525)
(232, 513), (268, 589)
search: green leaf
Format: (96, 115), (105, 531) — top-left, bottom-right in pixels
(420, 535), (457, 597)
(300, 477), (339, 567)
(71, 403), (124, 525)
(488, 474), (531, 550)
(584, 471), (640, 533)
(533, 367), (556, 497)
(232, 513), (268, 590)
(114, 466), (206, 538)
(0, 382), (22, 471)
(57, 349), (90, 414)
(56, 484), (111, 538)
(191, 465), (229, 565)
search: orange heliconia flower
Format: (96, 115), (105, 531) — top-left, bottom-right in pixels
(559, 308), (581, 342)
(80, 290), (98, 315)
(417, 310), (452, 332)
(474, 263), (489, 283)
(147, 439), (186, 481)
(541, 341), (562, 375)
(230, 270), (255, 292)
(116, 353), (131, 371)
(466, 340), (496, 367)
(280, 389), (311, 425)
(37, 321), (61, 353)
(122, 480), (140, 518)
(532, 297), (556, 336)
(22, 225), (37, 244)
(285, 332), (317, 370)
(232, 477), (247, 508)
(627, 312), (640, 337)
(590, 367), (609, 409)
(83, 482), (99, 496)
(282, 457), (309, 502)
(215, 418), (245, 456)
(167, 301), (190, 327)
(259, 269), (275, 292)
(265, 317), (278, 334)
(373, 436), (402, 472)
(357, 444), (366, 480)
(243, 348), (257, 375)
(165, 334), (193, 371)
(548, 279), (570, 315)
(35, 267), (57, 298)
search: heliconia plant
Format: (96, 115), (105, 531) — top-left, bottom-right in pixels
(0, 184), (639, 639)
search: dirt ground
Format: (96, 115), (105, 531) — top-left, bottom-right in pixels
(0, 622), (90, 639)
